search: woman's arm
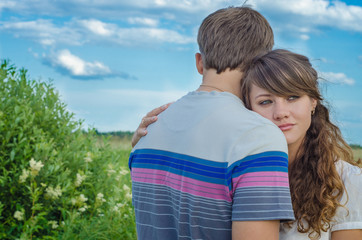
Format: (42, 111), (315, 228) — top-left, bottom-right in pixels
(131, 103), (172, 147)
(331, 229), (362, 240)
(232, 220), (280, 240)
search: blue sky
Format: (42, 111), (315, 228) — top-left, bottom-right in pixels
(1, 0), (361, 145)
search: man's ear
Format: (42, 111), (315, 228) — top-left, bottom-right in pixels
(195, 53), (203, 74)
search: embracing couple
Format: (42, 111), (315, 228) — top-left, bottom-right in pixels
(128, 6), (362, 240)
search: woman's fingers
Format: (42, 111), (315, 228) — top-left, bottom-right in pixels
(141, 116), (157, 128)
(131, 127), (147, 147)
(131, 102), (173, 147)
(131, 117), (155, 147)
(145, 102), (173, 118)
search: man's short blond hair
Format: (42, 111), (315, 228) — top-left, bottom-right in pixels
(197, 6), (274, 73)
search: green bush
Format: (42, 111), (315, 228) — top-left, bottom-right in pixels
(0, 60), (136, 239)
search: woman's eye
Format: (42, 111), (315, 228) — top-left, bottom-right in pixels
(288, 96), (299, 101)
(259, 100), (272, 105)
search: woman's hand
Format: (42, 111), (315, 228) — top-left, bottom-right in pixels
(131, 102), (173, 147)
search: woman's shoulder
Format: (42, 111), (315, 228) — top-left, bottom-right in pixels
(334, 160), (362, 196)
(332, 160), (362, 231)
(335, 160), (362, 178)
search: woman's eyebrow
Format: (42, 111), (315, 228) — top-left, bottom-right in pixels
(255, 93), (272, 99)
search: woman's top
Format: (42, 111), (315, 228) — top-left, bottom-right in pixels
(280, 160), (362, 240)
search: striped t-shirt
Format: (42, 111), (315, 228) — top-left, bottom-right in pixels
(129, 91), (295, 239)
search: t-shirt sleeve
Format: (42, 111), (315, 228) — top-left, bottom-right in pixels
(331, 161), (362, 231)
(230, 124), (295, 222)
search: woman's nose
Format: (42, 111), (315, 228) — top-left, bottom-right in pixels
(273, 101), (290, 120)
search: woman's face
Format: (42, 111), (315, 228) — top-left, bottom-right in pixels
(249, 84), (317, 152)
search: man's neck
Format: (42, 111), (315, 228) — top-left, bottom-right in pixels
(196, 68), (243, 99)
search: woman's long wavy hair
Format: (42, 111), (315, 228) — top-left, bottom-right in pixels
(241, 49), (358, 239)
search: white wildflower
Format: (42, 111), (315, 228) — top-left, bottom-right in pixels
(119, 168), (129, 176)
(84, 152), (92, 163)
(107, 169), (116, 176)
(48, 220), (59, 229)
(19, 169), (30, 183)
(125, 192), (132, 200)
(71, 194), (88, 207)
(113, 203), (125, 212)
(107, 164), (116, 176)
(122, 184), (132, 200)
(14, 210), (24, 221)
(96, 193), (106, 203)
(78, 205), (88, 212)
(29, 158), (44, 176)
(75, 173), (86, 187)
(79, 194), (88, 203)
(116, 203), (125, 208)
(45, 186), (62, 200)
(123, 184), (130, 192)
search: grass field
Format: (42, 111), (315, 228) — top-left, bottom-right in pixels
(353, 148), (362, 163)
(102, 133), (362, 164)
(97, 135), (133, 150)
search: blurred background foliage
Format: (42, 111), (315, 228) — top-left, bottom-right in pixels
(0, 60), (136, 239)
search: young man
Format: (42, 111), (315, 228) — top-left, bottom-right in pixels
(129, 6), (295, 240)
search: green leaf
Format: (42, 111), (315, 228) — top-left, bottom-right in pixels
(10, 150), (15, 161)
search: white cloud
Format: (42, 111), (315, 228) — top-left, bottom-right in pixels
(320, 71), (355, 85)
(300, 34), (310, 40)
(155, 0), (167, 6)
(44, 49), (115, 79)
(2, 0), (362, 35)
(56, 49), (111, 76)
(128, 17), (159, 27)
(40, 49), (137, 80)
(146, 0), (219, 12)
(0, 19), (83, 46)
(0, 0), (223, 20)
(299, 27), (311, 33)
(78, 19), (194, 45)
(79, 19), (114, 36)
(115, 28), (194, 45)
(2, 0), (361, 49)
(0, 18), (194, 47)
(0, 0), (16, 10)
(252, 0), (362, 33)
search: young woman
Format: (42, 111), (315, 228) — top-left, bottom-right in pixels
(131, 49), (362, 240)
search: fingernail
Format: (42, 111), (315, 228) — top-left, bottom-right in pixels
(152, 116), (157, 121)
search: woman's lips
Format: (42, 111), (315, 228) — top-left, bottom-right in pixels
(278, 123), (294, 131)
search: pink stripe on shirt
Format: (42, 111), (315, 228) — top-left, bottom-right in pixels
(132, 167), (231, 201)
(233, 171), (290, 188)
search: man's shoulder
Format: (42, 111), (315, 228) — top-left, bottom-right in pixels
(220, 106), (282, 135)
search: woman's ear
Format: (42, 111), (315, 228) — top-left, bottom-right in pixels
(195, 53), (203, 74)
(311, 98), (317, 111)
